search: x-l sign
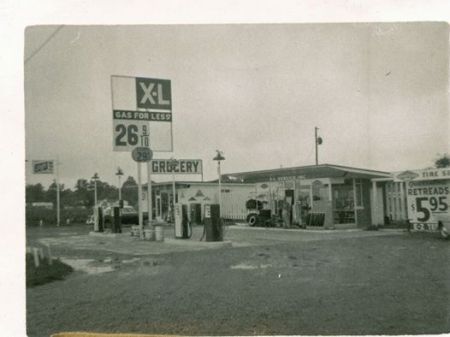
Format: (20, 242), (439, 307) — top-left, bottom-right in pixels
(136, 77), (172, 110)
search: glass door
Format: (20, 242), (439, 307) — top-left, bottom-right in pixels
(333, 179), (355, 224)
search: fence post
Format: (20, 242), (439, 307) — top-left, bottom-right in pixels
(33, 248), (40, 268)
(46, 244), (53, 265)
(38, 247), (45, 260)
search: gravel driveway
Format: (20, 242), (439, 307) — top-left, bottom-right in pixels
(26, 225), (450, 336)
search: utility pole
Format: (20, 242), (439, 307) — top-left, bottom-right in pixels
(314, 127), (323, 166)
(92, 172), (99, 227)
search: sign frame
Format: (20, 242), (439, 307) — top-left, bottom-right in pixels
(396, 168), (450, 231)
(32, 160), (54, 174)
(111, 75), (174, 152)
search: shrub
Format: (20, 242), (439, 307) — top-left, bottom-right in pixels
(26, 253), (73, 287)
(26, 207), (91, 226)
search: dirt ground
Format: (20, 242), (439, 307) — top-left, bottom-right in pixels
(26, 224), (450, 336)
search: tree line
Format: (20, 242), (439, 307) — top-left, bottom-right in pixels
(26, 154), (450, 209)
(26, 176), (140, 208)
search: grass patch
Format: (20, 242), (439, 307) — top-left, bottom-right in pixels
(26, 253), (73, 287)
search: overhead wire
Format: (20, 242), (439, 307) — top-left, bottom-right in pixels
(24, 25), (64, 64)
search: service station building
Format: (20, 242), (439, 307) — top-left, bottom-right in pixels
(149, 164), (401, 229)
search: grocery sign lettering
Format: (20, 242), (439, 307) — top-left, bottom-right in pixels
(151, 159), (202, 174)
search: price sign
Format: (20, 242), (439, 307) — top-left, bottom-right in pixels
(113, 120), (150, 152)
(407, 180), (450, 230)
(111, 75), (173, 152)
(132, 147), (153, 162)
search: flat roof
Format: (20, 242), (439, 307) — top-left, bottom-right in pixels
(219, 163), (391, 183)
(147, 181), (255, 189)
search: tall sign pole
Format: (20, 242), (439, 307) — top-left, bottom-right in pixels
(132, 147), (153, 238)
(111, 75), (172, 239)
(147, 161), (153, 222)
(137, 162), (143, 238)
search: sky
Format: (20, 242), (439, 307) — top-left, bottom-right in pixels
(24, 22), (449, 189)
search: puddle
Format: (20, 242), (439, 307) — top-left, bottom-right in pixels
(56, 232), (79, 236)
(60, 258), (115, 274)
(122, 258), (141, 264)
(231, 263), (272, 270)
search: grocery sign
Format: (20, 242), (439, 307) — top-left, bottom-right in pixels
(32, 160), (54, 174)
(396, 168), (450, 230)
(150, 159), (203, 174)
(111, 75), (173, 152)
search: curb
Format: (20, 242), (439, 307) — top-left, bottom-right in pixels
(164, 238), (232, 248)
(88, 232), (120, 238)
(228, 226), (362, 234)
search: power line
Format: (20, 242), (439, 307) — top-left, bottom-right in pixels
(24, 25), (64, 64)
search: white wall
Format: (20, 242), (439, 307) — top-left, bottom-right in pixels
(178, 184), (255, 220)
(370, 185), (385, 225)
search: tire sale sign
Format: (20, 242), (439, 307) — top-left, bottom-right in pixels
(406, 180), (450, 231)
(113, 120), (150, 152)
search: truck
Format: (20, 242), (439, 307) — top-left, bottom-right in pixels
(245, 199), (277, 227)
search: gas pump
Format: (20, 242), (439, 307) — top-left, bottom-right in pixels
(174, 203), (191, 239)
(112, 206), (122, 233)
(94, 207), (104, 232)
(204, 204), (223, 241)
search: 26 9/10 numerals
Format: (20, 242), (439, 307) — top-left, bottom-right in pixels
(415, 196), (448, 222)
(115, 124), (149, 147)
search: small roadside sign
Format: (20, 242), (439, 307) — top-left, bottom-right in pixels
(32, 160), (54, 174)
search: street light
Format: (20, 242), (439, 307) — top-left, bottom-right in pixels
(213, 150), (225, 217)
(91, 173), (100, 207)
(115, 167), (124, 201)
